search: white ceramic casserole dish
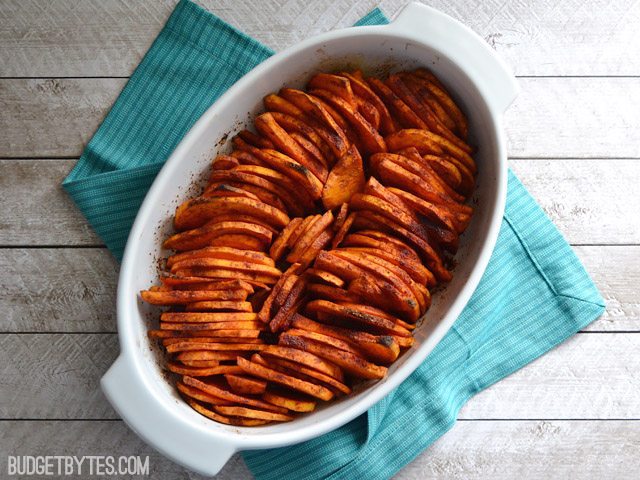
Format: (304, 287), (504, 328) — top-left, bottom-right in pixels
(101, 2), (518, 476)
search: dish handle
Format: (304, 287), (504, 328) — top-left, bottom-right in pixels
(391, 2), (519, 113)
(101, 354), (236, 476)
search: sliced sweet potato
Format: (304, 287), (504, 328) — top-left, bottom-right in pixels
(176, 381), (234, 406)
(279, 332), (387, 380)
(255, 112), (328, 182)
(330, 211), (356, 249)
(169, 258), (281, 277)
(307, 283), (361, 303)
(160, 321), (263, 331)
(279, 88), (349, 159)
(163, 221), (272, 252)
(262, 389), (316, 412)
(308, 73), (357, 107)
(261, 345), (343, 381)
(167, 246), (274, 269)
(140, 289), (249, 305)
(160, 312), (258, 323)
(208, 233), (269, 252)
(187, 399), (271, 426)
(292, 315), (400, 364)
(225, 374), (268, 396)
(263, 355), (351, 395)
(322, 144), (365, 210)
(264, 93), (304, 117)
(268, 111), (335, 165)
(212, 155), (239, 170)
(306, 268), (345, 288)
(167, 342), (268, 353)
(214, 405), (293, 422)
(237, 129), (274, 149)
(269, 217), (303, 261)
(340, 71), (397, 135)
(313, 250), (361, 282)
(177, 351), (251, 362)
(305, 299), (412, 337)
(311, 88), (386, 154)
(411, 68), (469, 138)
(166, 363), (243, 376)
(297, 228), (334, 269)
(183, 376), (288, 412)
(287, 210), (334, 263)
(236, 357), (334, 401)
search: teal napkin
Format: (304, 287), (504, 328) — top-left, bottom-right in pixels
(63, 1), (605, 478)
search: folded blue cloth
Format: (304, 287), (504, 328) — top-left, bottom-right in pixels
(63, 1), (604, 478)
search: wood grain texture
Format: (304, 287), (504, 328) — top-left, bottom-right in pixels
(396, 420), (640, 480)
(2, 159), (638, 247)
(2, 0), (640, 77)
(0, 248), (117, 332)
(0, 334), (118, 419)
(1, 420), (639, 479)
(0, 160), (101, 245)
(2, 78), (640, 158)
(0, 245), (635, 333)
(509, 159), (640, 245)
(1, 333), (638, 420)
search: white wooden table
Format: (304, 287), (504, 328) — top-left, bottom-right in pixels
(1, 1), (639, 478)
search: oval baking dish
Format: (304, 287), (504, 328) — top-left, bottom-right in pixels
(101, 2), (518, 475)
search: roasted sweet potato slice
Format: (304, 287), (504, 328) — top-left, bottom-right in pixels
(262, 355), (351, 395)
(187, 399), (271, 426)
(214, 405), (293, 422)
(307, 283), (361, 304)
(163, 221), (272, 251)
(279, 88), (349, 158)
(262, 388), (316, 412)
(311, 88), (386, 154)
(411, 68), (469, 138)
(279, 333), (386, 380)
(225, 374), (268, 396)
(292, 315), (400, 364)
(255, 112), (328, 182)
(261, 345), (343, 381)
(237, 129), (275, 149)
(166, 363), (243, 376)
(287, 210), (334, 263)
(340, 71), (397, 135)
(174, 196), (289, 231)
(306, 268), (345, 288)
(237, 357), (334, 401)
(269, 217), (302, 261)
(160, 312), (258, 323)
(167, 342), (269, 353)
(305, 299), (412, 337)
(308, 73), (357, 107)
(169, 257), (281, 277)
(322, 144), (365, 210)
(176, 381), (234, 406)
(208, 233), (269, 252)
(183, 376), (288, 412)
(212, 155), (239, 170)
(140, 289), (249, 305)
(386, 129), (475, 173)
(167, 246), (274, 269)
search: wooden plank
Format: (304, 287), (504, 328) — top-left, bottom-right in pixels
(1, 419), (639, 479)
(0, 420), (252, 479)
(0, 248), (118, 332)
(1, 333), (638, 419)
(509, 159), (640, 245)
(1, 78), (640, 159)
(0, 420), (638, 479)
(0, 334), (118, 419)
(2, 159), (639, 247)
(459, 333), (640, 419)
(397, 420), (640, 480)
(0, 160), (101, 245)
(0, 245), (636, 333)
(1, 0), (640, 77)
